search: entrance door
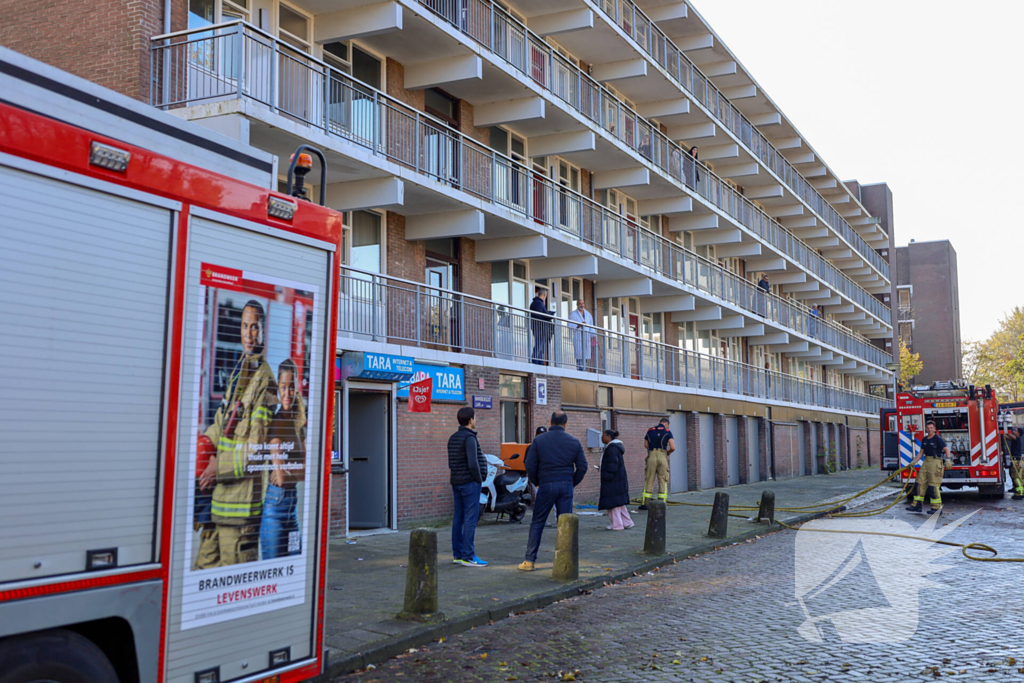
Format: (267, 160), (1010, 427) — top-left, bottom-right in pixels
(426, 260), (458, 349)
(699, 414), (715, 489)
(747, 417), (760, 482)
(349, 390), (390, 528)
(726, 416), (739, 485)
(668, 412), (687, 493)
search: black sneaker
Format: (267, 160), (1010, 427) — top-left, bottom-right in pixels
(927, 508), (941, 515)
(636, 505), (648, 511)
(1013, 495), (1023, 500)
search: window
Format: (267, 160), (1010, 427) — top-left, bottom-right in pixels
(189, 0), (248, 28)
(352, 46), (382, 89)
(279, 4), (310, 51)
(500, 374), (528, 443)
(597, 386), (612, 435)
(425, 88), (458, 126)
(558, 277), (583, 319)
(349, 211), (382, 275)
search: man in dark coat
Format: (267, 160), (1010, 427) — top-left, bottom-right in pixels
(530, 287), (554, 365)
(519, 411), (587, 571)
(448, 406), (489, 567)
(756, 274), (770, 316)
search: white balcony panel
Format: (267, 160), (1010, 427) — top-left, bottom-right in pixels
(715, 242), (761, 258)
(529, 255), (599, 280)
(702, 60), (737, 78)
(770, 272), (807, 285)
(697, 314), (743, 331)
(749, 112), (782, 127)
(749, 332), (789, 346)
(673, 306), (721, 323)
(692, 228), (740, 246)
(668, 213), (717, 232)
(806, 236), (840, 249)
(810, 178), (838, 190)
(594, 277), (653, 298)
(646, 2), (689, 23)
(766, 204), (803, 218)
(591, 59), (648, 82)
(791, 226), (829, 239)
(744, 257), (786, 272)
(779, 216), (817, 230)
(528, 130), (596, 157)
(406, 209), (484, 240)
(405, 54), (482, 90)
(727, 323), (765, 338)
(697, 143), (738, 162)
(714, 162), (758, 180)
(314, 2), (402, 42)
(638, 196), (691, 216)
(666, 122), (716, 143)
(745, 185), (783, 201)
(592, 167), (650, 190)
(786, 152), (815, 165)
(529, 8), (594, 37)
(722, 85), (756, 100)
(473, 97), (545, 127)
(783, 281), (820, 294)
(474, 235), (547, 262)
(325, 177), (404, 212)
(640, 295), (695, 314)
(771, 342), (810, 354)
(636, 99), (689, 119)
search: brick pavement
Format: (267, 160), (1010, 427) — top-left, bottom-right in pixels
(333, 487), (1024, 682)
(323, 470), (899, 675)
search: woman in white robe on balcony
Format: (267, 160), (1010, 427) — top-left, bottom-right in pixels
(568, 299), (595, 372)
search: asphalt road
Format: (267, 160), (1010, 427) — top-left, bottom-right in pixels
(335, 488), (1024, 682)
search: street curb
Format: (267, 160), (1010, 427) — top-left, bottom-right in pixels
(324, 505), (840, 678)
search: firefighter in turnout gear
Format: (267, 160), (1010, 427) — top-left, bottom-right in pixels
(196, 300), (277, 567)
(905, 421), (950, 515)
(1007, 426), (1024, 500)
(639, 418), (675, 510)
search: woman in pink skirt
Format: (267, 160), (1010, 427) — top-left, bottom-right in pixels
(598, 430), (633, 530)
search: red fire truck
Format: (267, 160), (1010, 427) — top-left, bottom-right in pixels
(881, 381), (1005, 498)
(0, 48), (341, 682)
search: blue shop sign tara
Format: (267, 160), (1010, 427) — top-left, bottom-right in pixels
(398, 364), (465, 401)
(343, 352), (415, 381)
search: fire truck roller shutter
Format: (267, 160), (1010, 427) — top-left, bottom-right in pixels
(0, 163), (173, 583)
(165, 213), (331, 683)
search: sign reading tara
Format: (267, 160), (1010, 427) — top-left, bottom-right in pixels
(398, 364), (465, 401)
(341, 352), (415, 381)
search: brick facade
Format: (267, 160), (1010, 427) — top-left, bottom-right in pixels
(737, 417), (750, 485)
(772, 423), (801, 480)
(0, 0), (181, 104)
(686, 411), (701, 490)
(713, 413), (726, 488)
(328, 471), (347, 538)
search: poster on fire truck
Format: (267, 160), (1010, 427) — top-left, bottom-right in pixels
(180, 263), (319, 630)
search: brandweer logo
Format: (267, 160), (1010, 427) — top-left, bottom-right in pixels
(793, 511), (976, 644)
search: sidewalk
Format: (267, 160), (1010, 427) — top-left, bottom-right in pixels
(323, 469), (897, 676)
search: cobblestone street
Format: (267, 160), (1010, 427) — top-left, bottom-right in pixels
(335, 489), (1024, 682)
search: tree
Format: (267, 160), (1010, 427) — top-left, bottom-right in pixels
(898, 337), (922, 389)
(962, 307), (1024, 402)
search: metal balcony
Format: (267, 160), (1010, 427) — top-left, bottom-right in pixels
(338, 265), (889, 416)
(148, 21), (893, 369)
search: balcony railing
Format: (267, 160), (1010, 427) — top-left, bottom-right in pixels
(898, 306), (913, 321)
(149, 21), (891, 369)
(408, 0), (891, 322)
(591, 0), (888, 279)
(338, 265), (889, 415)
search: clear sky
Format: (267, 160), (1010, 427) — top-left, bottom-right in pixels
(691, 0), (1023, 343)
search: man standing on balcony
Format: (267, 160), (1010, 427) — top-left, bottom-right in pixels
(757, 274), (770, 317)
(568, 299), (595, 372)
(530, 287), (554, 365)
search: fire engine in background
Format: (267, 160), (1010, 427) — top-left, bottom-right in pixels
(881, 381), (1005, 498)
(0, 47), (341, 682)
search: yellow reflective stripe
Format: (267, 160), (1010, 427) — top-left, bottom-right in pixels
(252, 407), (273, 421)
(212, 500), (259, 508)
(211, 506), (262, 518)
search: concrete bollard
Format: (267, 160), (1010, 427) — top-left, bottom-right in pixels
(552, 513), (580, 582)
(643, 500), (667, 555)
(757, 490), (775, 524)
(707, 491), (729, 539)
(400, 528), (442, 621)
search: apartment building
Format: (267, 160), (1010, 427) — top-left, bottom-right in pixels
(1, 0), (895, 533)
(894, 240), (962, 385)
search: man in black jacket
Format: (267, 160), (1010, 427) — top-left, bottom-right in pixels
(519, 411), (588, 571)
(530, 287), (554, 365)
(448, 406), (489, 567)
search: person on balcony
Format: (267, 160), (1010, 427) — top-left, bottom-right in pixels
(757, 274), (770, 317)
(530, 287), (554, 365)
(683, 146), (699, 189)
(568, 299), (595, 372)
(809, 304), (822, 339)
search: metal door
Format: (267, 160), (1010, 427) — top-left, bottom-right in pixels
(348, 391), (390, 528)
(747, 417), (760, 482)
(810, 423), (818, 475)
(726, 416), (739, 486)
(699, 414), (715, 489)
(798, 422), (807, 476)
(668, 413), (687, 493)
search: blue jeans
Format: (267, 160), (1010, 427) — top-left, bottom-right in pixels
(525, 480), (574, 562)
(452, 482), (482, 561)
(260, 484), (300, 560)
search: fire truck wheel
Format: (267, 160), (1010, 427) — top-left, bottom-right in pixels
(978, 485), (1005, 499)
(0, 629), (118, 683)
